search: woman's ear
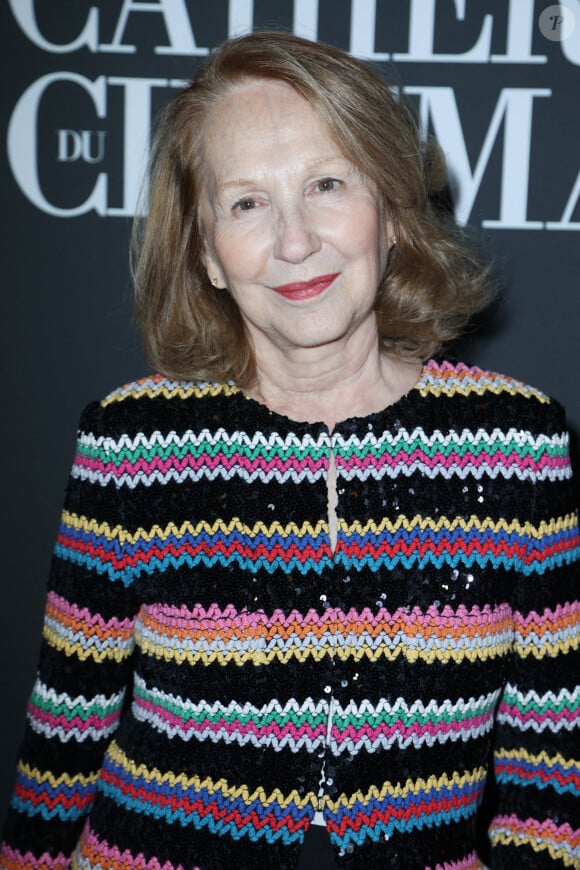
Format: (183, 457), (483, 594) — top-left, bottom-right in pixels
(201, 241), (227, 290)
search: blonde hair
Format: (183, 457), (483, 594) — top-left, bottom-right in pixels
(132, 30), (493, 385)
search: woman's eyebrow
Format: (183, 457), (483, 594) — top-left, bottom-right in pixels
(216, 156), (350, 192)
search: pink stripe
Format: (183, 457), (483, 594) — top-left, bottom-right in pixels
(0, 846), (71, 870)
(514, 601), (579, 628)
(27, 707), (119, 734)
(76, 453), (327, 477)
(135, 697), (493, 744)
(144, 602), (510, 632)
(77, 450), (568, 479)
(136, 700), (328, 741)
(334, 714), (493, 743)
(498, 704), (577, 726)
(339, 449), (567, 472)
(78, 822), (195, 869)
(47, 591), (135, 634)
(492, 813), (580, 844)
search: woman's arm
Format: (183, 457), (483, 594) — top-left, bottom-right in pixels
(489, 399), (580, 868)
(1, 400), (138, 869)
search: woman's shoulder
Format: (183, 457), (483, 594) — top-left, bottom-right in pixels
(418, 356), (568, 434)
(100, 373), (239, 406)
(77, 374), (241, 438)
(420, 356), (549, 401)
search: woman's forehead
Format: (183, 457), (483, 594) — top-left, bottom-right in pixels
(205, 78), (315, 134)
(201, 80), (344, 179)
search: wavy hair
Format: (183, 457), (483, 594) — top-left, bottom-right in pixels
(132, 30), (493, 385)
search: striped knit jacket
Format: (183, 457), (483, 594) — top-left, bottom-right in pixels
(1, 358), (579, 869)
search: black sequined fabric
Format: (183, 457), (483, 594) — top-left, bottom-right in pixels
(1, 359), (578, 869)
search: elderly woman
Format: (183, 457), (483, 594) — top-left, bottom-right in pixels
(2, 31), (578, 870)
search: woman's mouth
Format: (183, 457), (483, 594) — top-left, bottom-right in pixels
(272, 273), (340, 300)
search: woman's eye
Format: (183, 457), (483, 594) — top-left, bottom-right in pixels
(234, 197), (257, 212)
(315, 177), (341, 193)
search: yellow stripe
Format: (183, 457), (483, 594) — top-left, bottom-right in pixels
(137, 633), (511, 668)
(417, 378), (548, 402)
(495, 747), (579, 772)
(102, 380), (239, 406)
(42, 624), (133, 662)
(324, 766), (487, 812)
(106, 741), (315, 810)
(106, 741), (485, 811)
(17, 760), (98, 789)
(60, 511), (328, 544)
(514, 632), (579, 661)
(60, 510), (577, 545)
(490, 827), (578, 867)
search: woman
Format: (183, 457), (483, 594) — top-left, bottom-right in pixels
(2, 31), (578, 870)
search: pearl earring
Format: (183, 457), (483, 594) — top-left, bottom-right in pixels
(390, 235), (397, 246)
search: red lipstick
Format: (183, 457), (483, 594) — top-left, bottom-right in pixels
(272, 273), (339, 300)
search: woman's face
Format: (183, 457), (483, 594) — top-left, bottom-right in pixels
(201, 78), (393, 363)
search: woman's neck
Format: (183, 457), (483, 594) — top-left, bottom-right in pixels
(249, 330), (422, 430)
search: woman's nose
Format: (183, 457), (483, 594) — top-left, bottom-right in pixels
(273, 205), (321, 263)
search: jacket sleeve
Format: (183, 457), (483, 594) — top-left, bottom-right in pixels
(488, 399), (580, 868)
(1, 400), (138, 869)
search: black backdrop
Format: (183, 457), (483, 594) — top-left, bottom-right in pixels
(1, 0), (579, 829)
